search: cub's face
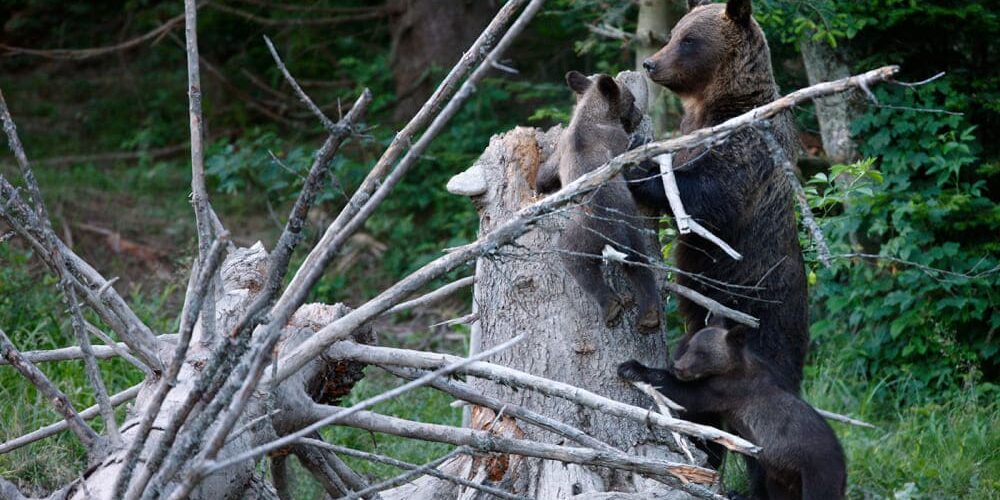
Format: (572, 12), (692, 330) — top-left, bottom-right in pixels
(565, 71), (642, 133)
(641, 0), (754, 96)
(671, 325), (742, 381)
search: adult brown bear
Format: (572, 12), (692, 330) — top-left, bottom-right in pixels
(625, 1), (809, 493)
(628, 0), (808, 394)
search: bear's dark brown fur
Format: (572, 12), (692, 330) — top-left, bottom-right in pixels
(627, 0), (808, 393)
(618, 324), (846, 500)
(535, 71), (660, 332)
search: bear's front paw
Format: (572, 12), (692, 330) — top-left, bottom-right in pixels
(617, 359), (649, 382)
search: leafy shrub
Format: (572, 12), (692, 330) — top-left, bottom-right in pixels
(809, 82), (999, 398)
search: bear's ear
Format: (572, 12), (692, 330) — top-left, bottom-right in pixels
(566, 71), (592, 94)
(687, 0), (711, 10)
(725, 325), (748, 345)
(595, 74), (620, 103)
(725, 0), (753, 25)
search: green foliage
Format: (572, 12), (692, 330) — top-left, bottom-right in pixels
(807, 82), (999, 397)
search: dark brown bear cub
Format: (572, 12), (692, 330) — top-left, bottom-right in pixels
(628, 0), (808, 392)
(535, 71), (660, 332)
(617, 324), (846, 500)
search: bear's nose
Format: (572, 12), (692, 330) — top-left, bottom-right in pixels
(642, 59), (656, 73)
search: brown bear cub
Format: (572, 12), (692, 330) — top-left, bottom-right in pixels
(617, 324), (846, 500)
(535, 71), (660, 332)
(628, 0), (808, 392)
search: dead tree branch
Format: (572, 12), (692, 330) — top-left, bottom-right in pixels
(0, 10), (187, 60)
(112, 235), (228, 499)
(0, 328), (100, 454)
(324, 341), (759, 457)
(182, 0), (220, 346)
(1, 90), (121, 445)
(0, 384), (141, 455)
(761, 127), (832, 267)
(271, 0), (535, 325)
(168, 335), (527, 498)
(263, 36), (339, 134)
(385, 276), (475, 315)
(655, 153), (742, 260)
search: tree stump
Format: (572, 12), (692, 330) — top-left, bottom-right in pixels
(437, 73), (704, 497)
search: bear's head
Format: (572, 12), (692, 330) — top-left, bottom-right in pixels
(642, 0), (770, 101)
(671, 323), (747, 381)
(565, 70), (643, 134)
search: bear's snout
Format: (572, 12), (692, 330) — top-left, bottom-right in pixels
(642, 59), (656, 73)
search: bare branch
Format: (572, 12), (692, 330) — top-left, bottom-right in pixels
(132, 90), (372, 499)
(292, 444), (352, 497)
(183, 0), (220, 346)
(340, 448), (489, 500)
(248, 409), (718, 486)
(0, 328), (99, 453)
(760, 127), (832, 267)
(655, 153), (742, 260)
(263, 36), (338, 134)
(0, 10), (186, 60)
(1, 89), (121, 445)
(272, 0), (536, 325)
(84, 322), (152, 376)
(0, 333), (176, 366)
(301, 442), (525, 500)
(326, 341), (759, 456)
(816, 409), (877, 429)
(385, 276), (475, 315)
(0, 384), (141, 455)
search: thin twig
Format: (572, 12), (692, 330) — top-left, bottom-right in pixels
(761, 126), (832, 267)
(263, 36), (338, 134)
(816, 409), (876, 429)
(385, 276), (475, 315)
(340, 448), (488, 500)
(182, 0), (219, 347)
(0, 10), (188, 60)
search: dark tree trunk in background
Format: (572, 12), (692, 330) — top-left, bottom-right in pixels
(635, 0), (685, 134)
(389, 0), (500, 122)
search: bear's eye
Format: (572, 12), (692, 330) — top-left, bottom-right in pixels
(681, 37), (697, 48)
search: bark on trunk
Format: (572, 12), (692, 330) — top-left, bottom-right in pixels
(800, 39), (860, 164)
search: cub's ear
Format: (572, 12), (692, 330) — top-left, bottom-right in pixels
(725, 325), (748, 345)
(595, 74), (620, 102)
(726, 0), (753, 25)
(566, 71), (592, 94)
(687, 0), (711, 10)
